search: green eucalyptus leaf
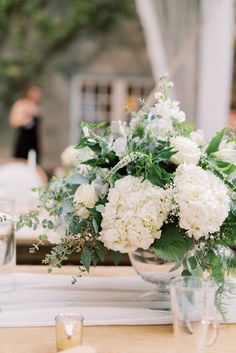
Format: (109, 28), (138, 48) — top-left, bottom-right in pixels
(67, 173), (89, 185)
(82, 121), (107, 129)
(91, 253), (100, 266)
(62, 199), (74, 214)
(88, 208), (102, 228)
(81, 248), (92, 272)
(111, 250), (122, 266)
(96, 241), (107, 262)
(92, 219), (98, 233)
(211, 159), (236, 175)
(47, 220), (54, 230)
(206, 128), (226, 155)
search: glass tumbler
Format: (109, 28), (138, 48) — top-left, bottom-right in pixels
(170, 276), (219, 353)
(0, 199), (15, 292)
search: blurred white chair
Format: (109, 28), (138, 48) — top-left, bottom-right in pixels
(0, 156), (47, 215)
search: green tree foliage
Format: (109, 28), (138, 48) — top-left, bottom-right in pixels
(0, 0), (135, 106)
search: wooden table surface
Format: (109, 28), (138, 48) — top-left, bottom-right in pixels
(0, 266), (235, 353)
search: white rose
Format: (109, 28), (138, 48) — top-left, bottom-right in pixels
(61, 146), (95, 174)
(214, 140), (236, 165)
(61, 145), (78, 167)
(173, 164), (230, 239)
(74, 183), (98, 219)
(170, 136), (201, 165)
(190, 129), (205, 146)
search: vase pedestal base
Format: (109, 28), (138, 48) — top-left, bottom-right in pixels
(138, 289), (171, 310)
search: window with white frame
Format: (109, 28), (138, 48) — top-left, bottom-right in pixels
(69, 74), (154, 144)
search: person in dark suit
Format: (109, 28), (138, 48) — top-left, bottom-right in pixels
(9, 85), (42, 164)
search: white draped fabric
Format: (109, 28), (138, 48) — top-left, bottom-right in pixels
(136, 0), (235, 136)
(1, 273), (236, 327)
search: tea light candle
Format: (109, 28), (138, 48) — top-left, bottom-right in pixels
(55, 314), (84, 352)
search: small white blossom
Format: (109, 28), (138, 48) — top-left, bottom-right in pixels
(112, 136), (127, 157)
(82, 126), (90, 138)
(155, 99), (186, 123)
(154, 92), (164, 101)
(146, 118), (159, 138)
(111, 121), (127, 138)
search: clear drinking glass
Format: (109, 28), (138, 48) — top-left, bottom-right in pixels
(55, 313), (84, 352)
(0, 199), (15, 292)
(170, 277), (219, 353)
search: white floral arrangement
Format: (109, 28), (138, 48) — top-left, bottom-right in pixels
(18, 74), (236, 304)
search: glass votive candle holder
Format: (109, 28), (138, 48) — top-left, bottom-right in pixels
(55, 313), (84, 352)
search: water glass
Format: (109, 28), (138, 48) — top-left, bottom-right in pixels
(0, 199), (15, 292)
(55, 313), (84, 352)
(170, 276), (219, 353)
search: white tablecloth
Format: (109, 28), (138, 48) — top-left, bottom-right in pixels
(0, 273), (235, 327)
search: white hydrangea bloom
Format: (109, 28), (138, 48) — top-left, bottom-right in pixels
(74, 183), (98, 219)
(100, 176), (172, 253)
(170, 136), (202, 165)
(61, 145), (95, 174)
(173, 164), (230, 240)
(214, 140), (236, 165)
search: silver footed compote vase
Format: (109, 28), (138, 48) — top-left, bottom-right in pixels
(129, 249), (181, 310)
